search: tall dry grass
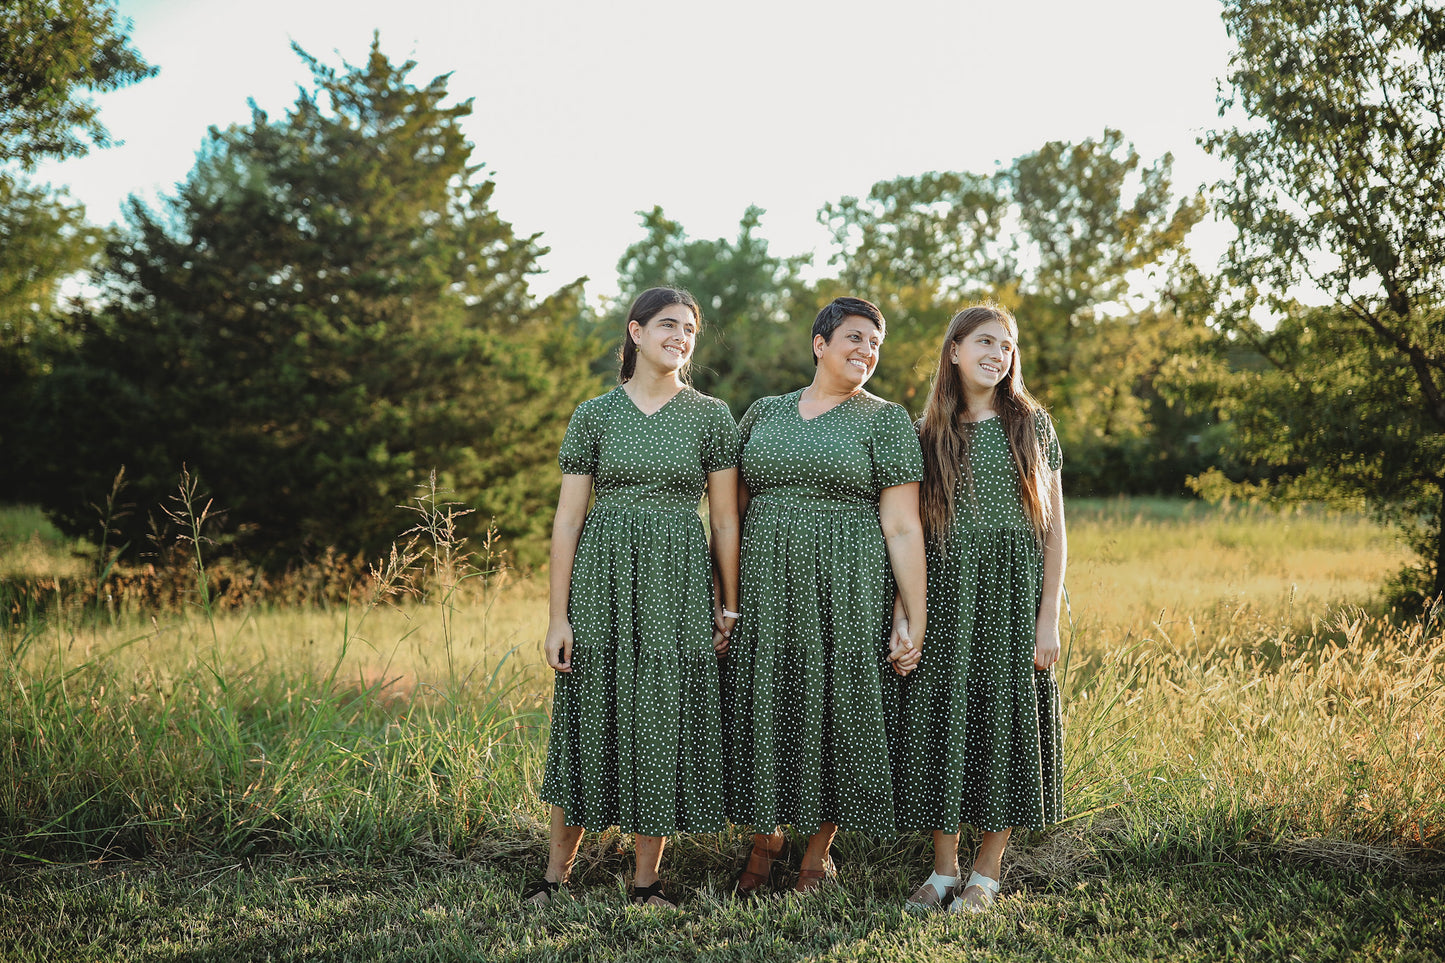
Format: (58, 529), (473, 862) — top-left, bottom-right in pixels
(1, 495), (1440, 865)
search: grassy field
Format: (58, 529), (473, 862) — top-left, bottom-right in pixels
(1, 498), (1442, 961)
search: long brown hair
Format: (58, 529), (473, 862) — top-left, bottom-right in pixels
(918, 304), (1055, 549)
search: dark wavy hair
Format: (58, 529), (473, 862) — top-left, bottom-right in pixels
(618, 287), (702, 383)
(810, 296), (885, 365)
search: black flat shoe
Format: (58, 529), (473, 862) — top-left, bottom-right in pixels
(522, 878), (561, 907)
(629, 880), (678, 909)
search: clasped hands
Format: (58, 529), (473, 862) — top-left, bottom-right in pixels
(888, 617), (921, 676)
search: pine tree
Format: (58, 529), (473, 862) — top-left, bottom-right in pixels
(23, 38), (600, 567)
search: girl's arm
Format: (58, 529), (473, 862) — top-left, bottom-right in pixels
(880, 481), (927, 677)
(1035, 468), (1067, 670)
(544, 473), (593, 672)
(707, 467), (741, 655)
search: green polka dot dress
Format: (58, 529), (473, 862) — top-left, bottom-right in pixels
(540, 385), (739, 836)
(722, 388), (923, 837)
(891, 411), (1064, 833)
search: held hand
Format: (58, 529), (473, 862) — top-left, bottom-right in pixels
(889, 618), (921, 676)
(713, 613), (737, 657)
(544, 621), (574, 673)
(1034, 619), (1061, 671)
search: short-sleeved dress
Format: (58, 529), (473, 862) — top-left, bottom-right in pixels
(721, 388), (924, 837)
(539, 385), (739, 836)
(891, 411), (1064, 833)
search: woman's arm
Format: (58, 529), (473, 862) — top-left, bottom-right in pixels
(1034, 468), (1067, 670)
(880, 480), (927, 677)
(707, 467), (741, 655)
(544, 473), (593, 672)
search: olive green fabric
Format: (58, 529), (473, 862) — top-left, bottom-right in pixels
(723, 389), (923, 837)
(540, 386), (738, 835)
(891, 412), (1064, 833)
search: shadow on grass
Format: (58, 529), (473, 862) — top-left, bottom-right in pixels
(1, 845), (1441, 963)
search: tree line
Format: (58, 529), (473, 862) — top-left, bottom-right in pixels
(2, 0), (1443, 603)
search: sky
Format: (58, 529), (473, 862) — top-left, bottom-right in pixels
(38, 0), (1240, 302)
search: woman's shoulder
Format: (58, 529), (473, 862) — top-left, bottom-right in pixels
(568, 386), (630, 426)
(682, 385), (734, 414)
(578, 385), (624, 409)
(1029, 405), (1058, 435)
(1031, 405), (1062, 460)
(852, 389), (914, 423)
(742, 388), (801, 419)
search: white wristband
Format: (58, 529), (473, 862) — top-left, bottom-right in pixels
(722, 608), (741, 619)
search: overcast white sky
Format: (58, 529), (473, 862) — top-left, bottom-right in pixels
(38, 0), (1239, 301)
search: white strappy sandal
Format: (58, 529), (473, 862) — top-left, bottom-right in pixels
(948, 871), (1000, 913)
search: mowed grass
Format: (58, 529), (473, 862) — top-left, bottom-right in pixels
(3, 856), (1439, 962)
(1, 498), (1442, 961)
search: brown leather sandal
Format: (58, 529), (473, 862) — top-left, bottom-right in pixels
(793, 855), (837, 893)
(732, 838), (787, 897)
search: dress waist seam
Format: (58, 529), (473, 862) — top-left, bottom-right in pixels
(749, 495), (878, 515)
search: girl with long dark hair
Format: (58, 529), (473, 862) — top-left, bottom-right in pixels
(526, 287), (741, 909)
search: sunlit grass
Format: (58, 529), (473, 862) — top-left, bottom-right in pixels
(0, 505), (89, 580)
(1066, 496), (1405, 637)
(26, 577), (554, 702)
(1, 496), (1440, 873)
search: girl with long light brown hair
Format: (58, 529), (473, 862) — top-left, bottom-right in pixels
(893, 303), (1066, 914)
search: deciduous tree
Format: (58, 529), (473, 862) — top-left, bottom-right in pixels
(610, 205), (813, 414)
(819, 133), (1206, 489)
(0, 0), (153, 502)
(1199, 0), (1445, 602)
(0, 0), (155, 169)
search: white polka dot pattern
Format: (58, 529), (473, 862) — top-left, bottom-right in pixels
(890, 411), (1064, 833)
(722, 388), (924, 837)
(540, 386), (740, 835)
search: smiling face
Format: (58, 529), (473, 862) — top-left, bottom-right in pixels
(814, 314), (883, 389)
(629, 303), (698, 376)
(951, 318), (1016, 399)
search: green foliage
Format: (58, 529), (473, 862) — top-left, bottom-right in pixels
(818, 132), (1211, 489)
(0, 174), (103, 500)
(0, 0), (151, 505)
(608, 205), (815, 414)
(1007, 132), (1206, 486)
(1200, 0), (1445, 601)
(1189, 303), (1445, 601)
(16, 38), (602, 568)
(823, 169), (1013, 299)
(0, 175), (98, 334)
(0, 0), (155, 169)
